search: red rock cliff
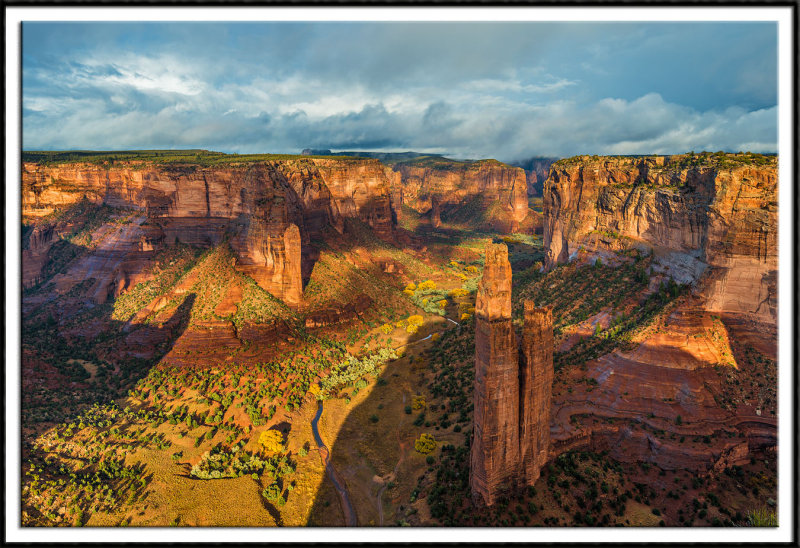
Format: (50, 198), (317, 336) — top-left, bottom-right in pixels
(21, 158), (395, 304)
(392, 160), (528, 232)
(543, 154), (777, 324)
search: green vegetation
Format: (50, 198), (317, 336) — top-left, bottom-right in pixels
(22, 149), (366, 167)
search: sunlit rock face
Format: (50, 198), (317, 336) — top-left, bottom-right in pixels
(519, 302), (554, 486)
(392, 161), (529, 232)
(542, 154), (777, 325)
(471, 245), (555, 506)
(21, 158), (396, 305)
(471, 244), (519, 506)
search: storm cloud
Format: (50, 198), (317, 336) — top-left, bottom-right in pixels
(22, 21), (778, 161)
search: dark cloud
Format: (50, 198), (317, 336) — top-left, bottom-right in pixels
(21, 21), (778, 160)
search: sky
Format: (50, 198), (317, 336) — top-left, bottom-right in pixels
(21, 21), (778, 162)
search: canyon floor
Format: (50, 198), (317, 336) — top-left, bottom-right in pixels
(20, 195), (777, 528)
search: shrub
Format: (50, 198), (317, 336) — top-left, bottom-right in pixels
(369, 414), (379, 423)
(262, 483), (281, 501)
(259, 430), (286, 454)
(407, 315), (424, 327)
(404, 282), (417, 292)
(414, 433), (437, 454)
(418, 280), (437, 291)
(747, 507), (777, 527)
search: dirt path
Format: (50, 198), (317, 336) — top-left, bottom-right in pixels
(311, 401), (357, 526)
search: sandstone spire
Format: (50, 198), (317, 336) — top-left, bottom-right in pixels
(471, 245), (555, 505)
(471, 243), (519, 506)
(281, 223), (303, 306)
(519, 301), (554, 485)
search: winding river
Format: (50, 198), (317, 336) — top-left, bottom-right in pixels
(311, 401), (357, 526)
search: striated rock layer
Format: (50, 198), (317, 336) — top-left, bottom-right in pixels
(519, 302), (554, 486)
(542, 154), (777, 324)
(471, 244), (519, 505)
(392, 160), (529, 232)
(21, 158), (396, 304)
(471, 244), (555, 506)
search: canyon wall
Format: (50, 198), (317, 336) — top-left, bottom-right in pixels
(542, 154), (777, 324)
(21, 158), (396, 304)
(392, 160), (529, 232)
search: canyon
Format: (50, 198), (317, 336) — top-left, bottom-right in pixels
(20, 150), (779, 528)
(22, 158), (395, 304)
(389, 158), (531, 233)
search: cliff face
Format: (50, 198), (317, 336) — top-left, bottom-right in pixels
(392, 160), (529, 232)
(21, 158), (396, 304)
(543, 154), (777, 323)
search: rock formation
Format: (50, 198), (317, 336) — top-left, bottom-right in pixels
(471, 244), (519, 505)
(519, 302), (554, 485)
(542, 154), (777, 325)
(21, 158), (396, 305)
(391, 160), (529, 232)
(471, 244), (555, 506)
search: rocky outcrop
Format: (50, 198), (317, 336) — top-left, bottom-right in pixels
(471, 244), (519, 505)
(471, 244), (555, 506)
(392, 160), (529, 232)
(542, 154), (777, 324)
(21, 158), (396, 305)
(519, 302), (554, 486)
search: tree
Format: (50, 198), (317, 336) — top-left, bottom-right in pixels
(259, 430), (285, 454)
(414, 433), (437, 454)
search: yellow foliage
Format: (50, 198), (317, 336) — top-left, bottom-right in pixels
(418, 280), (437, 291)
(422, 298), (429, 306)
(466, 266), (478, 273)
(448, 260), (459, 267)
(259, 430), (285, 454)
(456, 273), (467, 280)
(431, 333), (440, 341)
(458, 302), (472, 312)
(437, 299), (448, 308)
(502, 236), (520, 244)
(412, 395), (426, 410)
(404, 282), (417, 291)
(407, 315), (424, 327)
(448, 288), (469, 298)
(395, 320), (406, 328)
(308, 383), (321, 396)
(403, 289), (415, 297)
(414, 433), (437, 454)
(380, 323), (393, 334)
(406, 325), (419, 334)
(460, 313), (473, 321)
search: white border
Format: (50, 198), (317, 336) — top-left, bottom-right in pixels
(5, 6), (794, 545)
